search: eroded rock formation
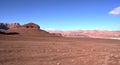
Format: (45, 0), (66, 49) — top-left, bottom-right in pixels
(0, 23), (20, 30)
(21, 23), (40, 29)
(0, 22), (40, 30)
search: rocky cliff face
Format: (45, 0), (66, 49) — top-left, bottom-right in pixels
(7, 23), (20, 28)
(0, 23), (9, 30)
(0, 23), (20, 30)
(0, 22), (40, 30)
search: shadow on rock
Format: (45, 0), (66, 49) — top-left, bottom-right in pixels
(0, 31), (19, 35)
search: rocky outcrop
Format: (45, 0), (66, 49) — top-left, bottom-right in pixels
(0, 22), (41, 35)
(0, 23), (20, 30)
(0, 22), (40, 30)
(0, 23), (9, 30)
(21, 23), (40, 29)
(0, 22), (60, 37)
(5, 22), (41, 33)
(7, 23), (20, 28)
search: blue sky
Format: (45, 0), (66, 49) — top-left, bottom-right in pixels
(0, 0), (120, 30)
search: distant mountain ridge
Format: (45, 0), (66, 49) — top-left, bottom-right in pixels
(48, 30), (120, 39)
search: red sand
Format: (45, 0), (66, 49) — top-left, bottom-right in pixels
(0, 33), (120, 65)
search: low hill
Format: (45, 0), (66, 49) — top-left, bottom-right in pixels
(0, 23), (61, 40)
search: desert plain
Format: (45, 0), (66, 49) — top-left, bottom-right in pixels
(0, 31), (120, 65)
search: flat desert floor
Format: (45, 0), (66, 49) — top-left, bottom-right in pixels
(0, 35), (120, 65)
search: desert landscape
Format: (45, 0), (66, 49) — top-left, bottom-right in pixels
(0, 0), (120, 65)
(48, 30), (120, 40)
(0, 23), (120, 65)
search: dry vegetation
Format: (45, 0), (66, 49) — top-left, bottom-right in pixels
(0, 34), (120, 65)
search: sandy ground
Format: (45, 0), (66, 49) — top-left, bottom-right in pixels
(0, 35), (120, 65)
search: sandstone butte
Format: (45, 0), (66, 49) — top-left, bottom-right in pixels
(0, 22), (59, 37)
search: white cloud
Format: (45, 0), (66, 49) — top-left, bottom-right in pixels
(109, 6), (120, 16)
